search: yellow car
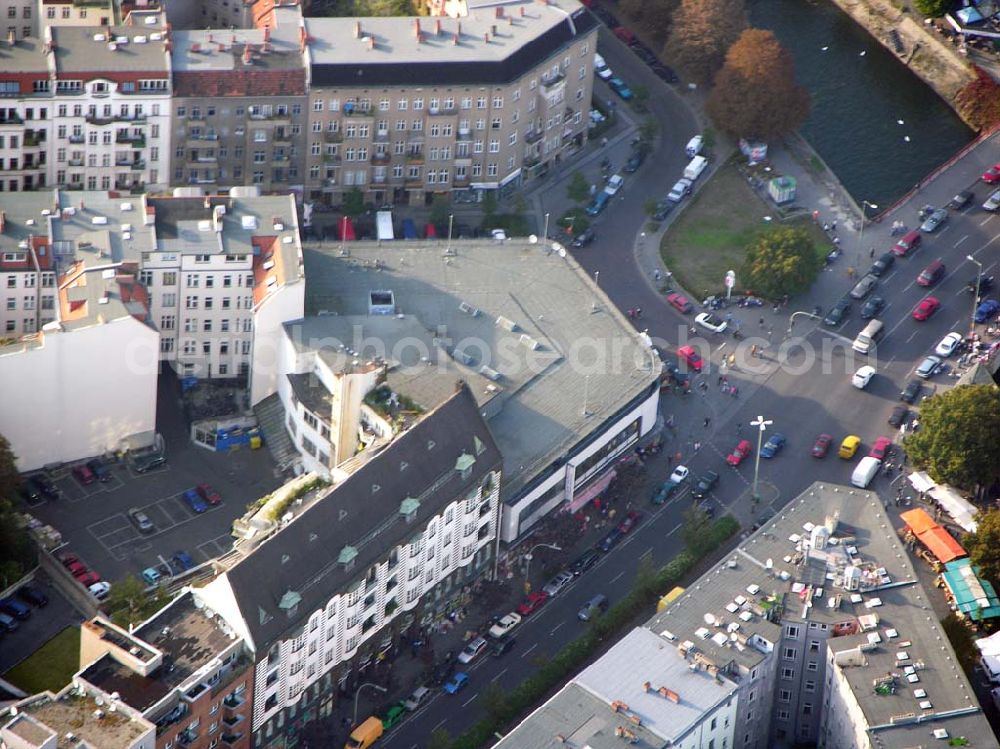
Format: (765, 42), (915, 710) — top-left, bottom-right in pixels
(838, 435), (861, 460)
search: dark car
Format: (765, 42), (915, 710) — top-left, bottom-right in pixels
(969, 275), (995, 295)
(86, 459), (112, 482)
(29, 474), (59, 500)
(623, 151), (644, 174)
(0, 598), (31, 620)
(651, 480), (681, 505)
(133, 453), (166, 473)
(596, 527), (625, 552)
(72, 464), (96, 486)
(869, 252), (895, 278)
(691, 470), (719, 499)
(861, 296), (885, 320)
(570, 227), (597, 248)
(16, 584), (48, 607)
(430, 659), (455, 687)
(760, 433), (786, 458)
(900, 379), (922, 404)
(569, 549), (601, 576)
(823, 298), (851, 327)
(888, 405), (910, 427)
(949, 190), (973, 210)
(662, 360), (690, 388)
(651, 64), (679, 83)
(652, 201), (672, 221)
(18, 482), (41, 503)
(491, 636), (517, 657)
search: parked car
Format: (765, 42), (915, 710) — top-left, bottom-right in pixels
(920, 208), (948, 232)
(975, 298), (1000, 323)
(586, 191), (611, 216)
(676, 345), (703, 371)
(666, 293), (694, 314)
(604, 174), (624, 196)
(838, 435), (861, 459)
(72, 464), (96, 485)
(984, 189), (1000, 212)
(570, 227), (597, 248)
(916, 259), (945, 287)
(75, 571), (101, 586)
(669, 465), (690, 484)
(811, 433), (833, 458)
(652, 201), (672, 221)
(516, 591), (549, 616)
(488, 613), (522, 639)
(651, 480), (682, 505)
(0, 612), (19, 632)
(30, 474), (60, 500)
(403, 686), (431, 712)
(577, 594), (609, 622)
(915, 354), (943, 379)
(0, 598), (31, 620)
(491, 636), (517, 657)
(596, 527), (625, 552)
(542, 571), (575, 597)
(608, 77), (633, 100)
(16, 584), (48, 607)
(861, 296), (885, 319)
(623, 151), (644, 174)
(593, 53), (613, 81)
(182, 488), (208, 514)
(949, 190), (973, 210)
(725, 440), (752, 467)
(616, 510), (643, 534)
(89, 581), (111, 600)
(172, 550), (196, 572)
(442, 673), (469, 695)
(86, 459), (112, 482)
(695, 312), (727, 333)
(969, 275), (995, 294)
(142, 567), (162, 585)
(892, 230), (921, 257)
(982, 163), (1000, 184)
(692, 470), (719, 499)
(457, 637), (489, 664)
(935, 332), (963, 357)
(382, 704), (407, 730)
(65, 561), (87, 576)
(888, 406), (910, 427)
(59, 552), (80, 568)
(760, 433), (786, 458)
(852, 365), (876, 389)
(667, 178), (693, 203)
(196, 484), (222, 505)
(128, 507), (155, 533)
(569, 549), (601, 576)
(900, 379), (922, 404)
(133, 453), (166, 473)
(849, 273), (878, 300)
(911, 297), (940, 321)
(869, 252), (895, 277)
(869, 436), (893, 461)
(651, 64), (678, 83)
(823, 298), (851, 326)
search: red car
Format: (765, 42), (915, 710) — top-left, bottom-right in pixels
(869, 436), (893, 461)
(666, 293), (694, 314)
(911, 297), (940, 321)
(982, 164), (1000, 184)
(196, 484), (222, 505)
(75, 571), (101, 586)
(72, 464), (96, 485)
(617, 510), (643, 534)
(677, 345), (703, 372)
(811, 434), (833, 458)
(65, 561), (87, 576)
(726, 439), (753, 466)
(59, 553), (80, 568)
(516, 591), (550, 617)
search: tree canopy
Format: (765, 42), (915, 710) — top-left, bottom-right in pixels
(663, 0), (748, 86)
(706, 29), (810, 140)
(903, 384), (1000, 490)
(741, 226), (822, 300)
(963, 509), (1000, 590)
(913, 0), (951, 17)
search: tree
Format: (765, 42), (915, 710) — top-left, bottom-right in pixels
(706, 29), (809, 141)
(342, 187), (365, 218)
(682, 507), (713, 555)
(904, 384), (1000, 490)
(639, 117), (659, 148)
(663, 0), (748, 86)
(741, 226), (822, 300)
(962, 509), (1000, 589)
(567, 171), (589, 204)
(480, 682), (512, 724)
(955, 66), (1000, 132)
(107, 575), (153, 629)
(0, 434), (18, 501)
(429, 194), (450, 230)
(481, 192), (498, 226)
(913, 0), (951, 17)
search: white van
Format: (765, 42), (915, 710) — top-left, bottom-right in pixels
(685, 135), (704, 159)
(852, 319), (884, 354)
(593, 54), (612, 80)
(851, 456), (881, 488)
(684, 155), (708, 181)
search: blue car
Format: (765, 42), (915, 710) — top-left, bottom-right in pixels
(182, 489), (208, 514)
(443, 672), (469, 695)
(975, 298), (1000, 323)
(172, 551), (195, 571)
(760, 433), (786, 459)
(586, 191), (611, 216)
(608, 77), (633, 100)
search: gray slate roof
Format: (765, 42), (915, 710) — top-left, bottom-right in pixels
(221, 383), (501, 648)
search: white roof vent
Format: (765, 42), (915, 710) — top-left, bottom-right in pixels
(149, 30), (162, 38)
(282, 235), (293, 244)
(273, 221), (285, 231)
(91, 216), (108, 225)
(94, 33), (107, 42)
(41, 209), (51, 216)
(121, 223), (132, 232)
(134, 36), (147, 44)
(197, 220), (211, 231)
(262, 260), (275, 271)
(146, 18), (158, 27)
(241, 215), (257, 230)
(120, 202), (133, 212)
(115, 36), (128, 44)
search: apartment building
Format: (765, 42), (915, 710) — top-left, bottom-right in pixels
(169, 3), (307, 191)
(302, 0), (597, 205)
(273, 239), (660, 542)
(36, 0), (114, 36)
(197, 384), (502, 749)
(164, 0), (271, 35)
(76, 593), (254, 749)
(0, 194), (59, 337)
(0, 36), (52, 192)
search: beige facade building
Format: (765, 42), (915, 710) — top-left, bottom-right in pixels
(302, 0), (597, 206)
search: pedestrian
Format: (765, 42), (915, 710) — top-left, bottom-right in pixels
(869, 247), (876, 260)
(654, 269), (662, 283)
(601, 136), (608, 147)
(725, 312), (733, 323)
(704, 417), (711, 428)
(635, 307), (642, 318)
(674, 451), (683, 464)
(759, 317), (765, 328)
(699, 380), (709, 393)
(693, 441), (701, 452)
(718, 375), (724, 386)
(831, 220), (837, 232)
(736, 422), (743, 436)
(730, 385), (738, 398)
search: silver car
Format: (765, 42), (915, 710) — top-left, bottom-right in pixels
(667, 178), (692, 203)
(915, 355), (943, 379)
(849, 274), (878, 300)
(128, 507), (155, 533)
(920, 208), (947, 233)
(542, 570), (575, 597)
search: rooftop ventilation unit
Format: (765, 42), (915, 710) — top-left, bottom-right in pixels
(479, 365), (502, 382)
(496, 315), (519, 332)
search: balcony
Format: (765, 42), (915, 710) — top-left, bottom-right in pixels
(405, 153), (424, 164)
(0, 113), (24, 125)
(223, 691), (247, 709)
(525, 130), (542, 144)
(221, 733), (244, 746)
(271, 154), (290, 163)
(68, 158), (84, 167)
(187, 132), (219, 143)
(373, 129), (390, 143)
(68, 134), (85, 144)
(428, 106), (457, 117)
(342, 106), (373, 118)
(116, 159), (146, 170)
(541, 71), (565, 89)
(324, 131), (343, 143)
(177, 729), (199, 746)
(322, 154), (341, 164)
(23, 130), (45, 147)
(249, 111), (291, 123)
(116, 134), (145, 147)
(371, 153), (390, 165)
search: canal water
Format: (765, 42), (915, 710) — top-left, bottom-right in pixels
(749, 0), (974, 209)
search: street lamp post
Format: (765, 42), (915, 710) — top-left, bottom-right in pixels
(749, 415), (773, 504)
(967, 255), (983, 335)
(353, 683), (387, 727)
(447, 214), (454, 253)
(523, 542), (562, 594)
(857, 200), (878, 268)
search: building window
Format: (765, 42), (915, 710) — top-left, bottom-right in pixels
(786, 625), (799, 639)
(778, 689), (791, 703)
(783, 647), (797, 660)
(781, 667), (795, 679)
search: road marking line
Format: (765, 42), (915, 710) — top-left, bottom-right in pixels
(609, 571), (624, 583)
(432, 718), (447, 731)
(902, 280), (915, 293)
(906, 330), (919, 343)
(955, 234), (969, 247)
(885, 356), (896, 367)
(980, 215), (994, 227)
(521, 643), (538, 658)
(550, 622), (564, 635)
(462, 694), (478, 707)
(491, 668), (508, 683)
(669, 522), (683, 535)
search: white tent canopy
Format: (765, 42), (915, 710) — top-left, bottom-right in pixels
(908, 471), (979, 532)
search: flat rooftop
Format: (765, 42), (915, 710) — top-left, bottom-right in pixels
(303, 239), (660, 499)
(51, 25), (169, 75)
(0, 38), (47, 76)
(50, 191), (157, 265)
(81, 593), (236, 713)
(19, 691), (152, 749)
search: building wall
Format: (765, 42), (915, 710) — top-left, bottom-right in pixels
(771, 618), (832, 747)
(244, 467), (501, 738)
(0, 95), (51, 193)
(2, 0), (35, 40)
(0, 315), (158, 471)
(673, 694), (739, 749)
(0, 262), (57, 337)
(818, 654), (873, 749)
(499, 382), (659, 542)
(731, 651), (778, 749)
(37, 0), (112, 36)
(249, 276), (305, 404)
(304, 29), (596, 205)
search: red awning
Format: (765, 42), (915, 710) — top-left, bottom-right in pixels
(567, 469), (616, 514)
(900, 508), (936, 535)
(424, 223), (437, 238)
(339, 216), (356, 241)
(916, 526), (967, 563)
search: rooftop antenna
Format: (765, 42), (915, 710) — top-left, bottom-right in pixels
(581, 375), (591, 416)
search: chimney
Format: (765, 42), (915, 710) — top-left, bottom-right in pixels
(507, 15), (513, 25)
(7, 29), (15, 45)
(417, 31), (424, 43)
(456, 21), (461, 36)
(434, 18), (441, 35)
(79, 199), (85, 211)
(165, 39), (172, 52)
(519, 5), (525, 14)
(484, 32), (489, 43)
(0, 211), (6, 234)
(491, 24), (497, 35)
(495, 6), (502, 17)
(353, 21), (361, 38)
(263, 26), (270, 43)
(242, 45), (252, 64)
(367, 35), (375, 50)
(452, 32), (458, 45)
(413, 18), (420, 37)
(208, 33), (214, 43)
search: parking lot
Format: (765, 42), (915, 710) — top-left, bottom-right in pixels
(23, 375), (283, 589)
(0, 576), (81, 676)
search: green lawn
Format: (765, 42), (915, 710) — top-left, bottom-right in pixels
(3, 626), (81, 694)
(660, 163), (832, 299)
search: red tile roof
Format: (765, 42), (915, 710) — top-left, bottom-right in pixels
(172, 65), (305, 98)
